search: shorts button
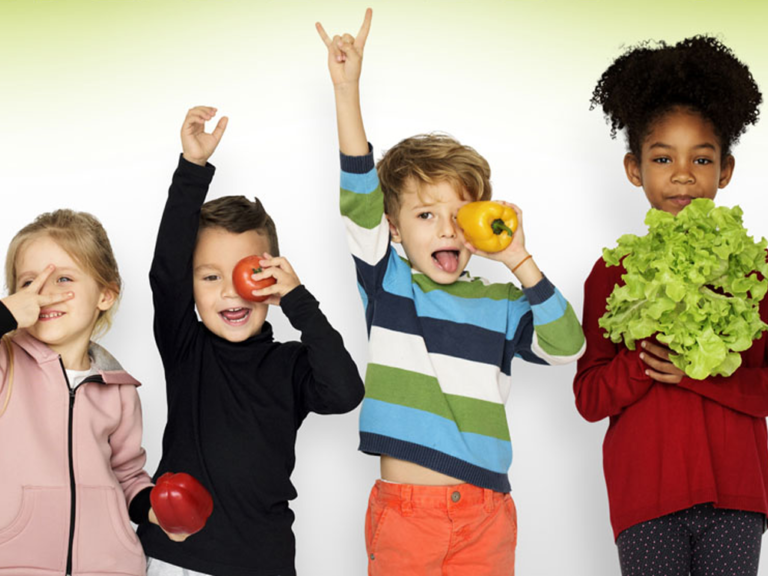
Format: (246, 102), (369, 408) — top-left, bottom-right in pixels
(370, 554), (375, 560)
(451, 491), (461, 502)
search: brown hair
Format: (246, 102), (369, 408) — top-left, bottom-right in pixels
(376, 133), (492, 221)
(199, 196), (280, 256)
(5, 209), (121, 337)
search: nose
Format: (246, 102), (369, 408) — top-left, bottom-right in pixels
(671, 164), (695, 185)
(438, 216), (458, 239)
(221, 277), (239, 299)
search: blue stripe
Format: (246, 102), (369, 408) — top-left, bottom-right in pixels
(359, 399), (512, 474)
(341, 168), (379, 195)
(531, 288), (568, 327)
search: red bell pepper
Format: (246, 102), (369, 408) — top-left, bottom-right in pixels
(150, 472), (214, 535)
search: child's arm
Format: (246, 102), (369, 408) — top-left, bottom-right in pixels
(283, 284), (365, 417)
(574, 259), (656, 422)
(149, 107), (227, 369)
(316, 8), (372, 156)
(641, 334), (768, 418)
(317, 10), (395, 298)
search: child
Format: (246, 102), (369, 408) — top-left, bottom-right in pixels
(136, 107), (365, 576)
(316, 10), (585, 575)
(0, 209), (160, 575)
(575, 36), (767, 575)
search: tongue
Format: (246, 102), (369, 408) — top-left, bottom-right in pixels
(222, 309), (249, 321)
(433, 251), (459, 273)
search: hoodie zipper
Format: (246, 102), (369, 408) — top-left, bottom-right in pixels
(59, 358), (102, 576)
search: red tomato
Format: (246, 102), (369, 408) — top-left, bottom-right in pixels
(233, 255), (276, 302)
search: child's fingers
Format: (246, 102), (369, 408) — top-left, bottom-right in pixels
(37, 291), (74, 308)
(342, 33), (355, 46)
(26, 264), (56, 293)
(188, 105), (217, 118)
(315, 22), (332, 46)
(211, 116), (228, 143)
(356, 7), (373, 48)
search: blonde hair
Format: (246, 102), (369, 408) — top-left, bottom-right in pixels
(376, 133), (492, 222)
(1, 210), (121, 418)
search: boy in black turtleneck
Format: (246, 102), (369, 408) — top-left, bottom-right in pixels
(135, 106), (364, 576)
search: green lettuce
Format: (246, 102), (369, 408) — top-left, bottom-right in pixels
(600, 198), (768, 380)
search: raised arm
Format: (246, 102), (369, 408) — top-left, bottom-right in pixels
(149, 107), (227, 368)
(316, 8), (372, 156)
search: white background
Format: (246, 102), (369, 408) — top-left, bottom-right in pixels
(1, 1), (767, 574)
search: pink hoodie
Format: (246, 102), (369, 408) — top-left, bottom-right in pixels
(0, 330), (153, 576)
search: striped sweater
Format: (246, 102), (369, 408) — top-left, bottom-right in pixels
(341, 148), (585, 492)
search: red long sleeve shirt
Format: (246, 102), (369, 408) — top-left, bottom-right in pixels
(574, 257), (768, 539)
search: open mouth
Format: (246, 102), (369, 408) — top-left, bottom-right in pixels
(432, 250), (460, 273)
(38, 311), (64, 321)
(219, 307), (251, 326)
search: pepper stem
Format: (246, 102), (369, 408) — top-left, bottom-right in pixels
(491, 219), (514, 237)
(252, 267), (263, 274)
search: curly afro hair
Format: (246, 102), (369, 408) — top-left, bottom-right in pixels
(591, 36), (762, 159)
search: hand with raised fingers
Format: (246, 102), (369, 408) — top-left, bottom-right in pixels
(316, 8), (372, 87)
(639, 340), (685, 384)
(148, 508), (190, 543)
(1, 265), (74, 329)
(249, 253), (301, 306)
(181, 106), (228, 167)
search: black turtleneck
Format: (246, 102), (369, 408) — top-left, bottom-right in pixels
(137, 156), (364, 576)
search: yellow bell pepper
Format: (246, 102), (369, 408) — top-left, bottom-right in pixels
(456, 201), (518, 253)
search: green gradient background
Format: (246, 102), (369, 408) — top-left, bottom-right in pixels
(2, 1), (767, 574)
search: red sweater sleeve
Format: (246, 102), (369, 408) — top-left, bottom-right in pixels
(573, 258), (655, 422)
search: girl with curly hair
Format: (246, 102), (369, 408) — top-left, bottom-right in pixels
(575, 36), (767, 575)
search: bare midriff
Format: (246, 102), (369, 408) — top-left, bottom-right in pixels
(380, 455), (463, 486)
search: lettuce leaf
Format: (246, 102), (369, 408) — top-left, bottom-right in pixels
(600, 198), (768, 379)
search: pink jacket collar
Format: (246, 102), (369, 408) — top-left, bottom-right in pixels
(12, 330), (140, 387)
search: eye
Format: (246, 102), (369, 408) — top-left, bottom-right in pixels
(57, 276), (73, 283)
(20, 280), (32, 288)
(202, 274), (220, 282)
(652, 157), (671, 164)
(694, 158), (713, 165)
(417, 212), (433, 220)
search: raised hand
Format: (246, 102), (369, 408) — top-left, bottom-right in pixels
(316, 8), (373, 87)
(1, 265), (74, 329)
(248, 253), (301, 306)
(181, 106), (228, 166)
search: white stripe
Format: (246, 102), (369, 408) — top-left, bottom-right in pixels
(530, 331), (586, 366)
(343, 214), (390, 266)
(369, 326), (507, 405)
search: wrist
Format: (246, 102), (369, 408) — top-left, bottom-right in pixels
(182, 152), (207, 167)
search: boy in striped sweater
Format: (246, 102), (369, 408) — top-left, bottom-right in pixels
(317, 10), (585, 575)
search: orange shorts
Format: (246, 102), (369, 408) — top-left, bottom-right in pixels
(365, 480), (517, 576)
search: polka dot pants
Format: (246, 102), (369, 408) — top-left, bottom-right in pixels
(616, 504), (764, 576)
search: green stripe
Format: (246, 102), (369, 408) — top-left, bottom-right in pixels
(412, 273), (524, 302)
(365, 363), (510, 441)
(534, 303), (586, 357)
(340, 186), (385, 230)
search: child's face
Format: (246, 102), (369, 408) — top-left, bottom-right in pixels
(388, 179), (472, 284)
(193, 227), (271, 342)
(624, 108), (735, 215)
(15, 235), (115, 359)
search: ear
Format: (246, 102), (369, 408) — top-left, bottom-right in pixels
(97, 284), (118, 312)
(719, 154), (735, 189)
(623, 153), (643, 187)
(387, 214), (402, 244)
